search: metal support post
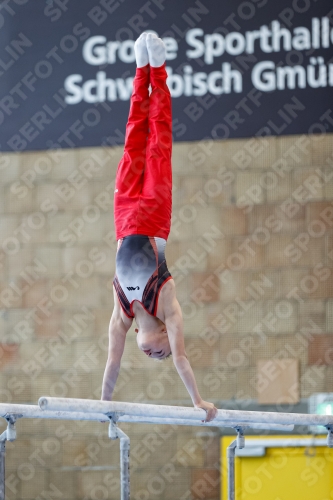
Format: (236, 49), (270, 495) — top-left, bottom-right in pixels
(326, 425), (333, 448)
(119, 429), (130, 500)
(227, 439), (237, 500)
(0, 416), (17, 500)
(109, 418), (130, 500)
(0, 440), (5, 500)
(227, 428), (245, 500)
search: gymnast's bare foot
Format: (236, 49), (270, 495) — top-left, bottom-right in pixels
(134, 32), (149, 68)
(146, 33), (166, 68)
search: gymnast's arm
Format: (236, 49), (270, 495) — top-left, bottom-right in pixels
(101, 287), (133, 401)
(162, 281), (217, 422)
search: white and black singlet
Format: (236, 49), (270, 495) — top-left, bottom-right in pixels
(113, 235), (172, 318)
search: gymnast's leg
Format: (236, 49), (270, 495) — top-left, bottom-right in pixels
(137, 34), (172, 240)
(114, 33), (150, 240)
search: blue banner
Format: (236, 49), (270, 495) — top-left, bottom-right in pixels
(0, 0), (332, 151)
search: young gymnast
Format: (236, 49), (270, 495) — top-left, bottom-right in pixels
(101, 33), (217, 422)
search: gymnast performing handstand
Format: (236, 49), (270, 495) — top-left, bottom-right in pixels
(101, 33), (217, 422)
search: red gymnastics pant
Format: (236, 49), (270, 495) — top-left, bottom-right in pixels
(114, 64), (172, 241)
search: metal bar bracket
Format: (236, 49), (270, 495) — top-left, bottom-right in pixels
(0, 414), (19, 443)
(234, 426), (245, 449)
(108, 418), (123, 441)
(107, 412), (124, 425)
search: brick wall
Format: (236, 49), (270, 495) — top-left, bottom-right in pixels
(0, 133), (332, 499)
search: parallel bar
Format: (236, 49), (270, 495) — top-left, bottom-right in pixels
(0, 404), (109, 422)
(119, 415), (293, 431)
(241, 438), (327, 448)
(39, 398), (214, 420)
(39, 397), (333, 428)
(0, 403), (293, 431)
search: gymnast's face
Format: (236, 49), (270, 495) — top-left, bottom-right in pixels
(136, 323), (171, 359)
